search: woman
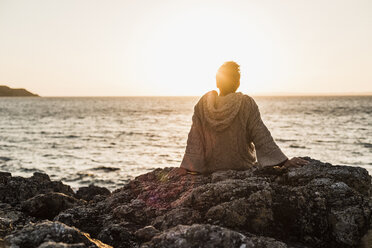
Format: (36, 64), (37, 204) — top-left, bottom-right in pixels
(179, 61), (308, 174)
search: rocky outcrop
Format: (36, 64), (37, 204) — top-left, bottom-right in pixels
(1, 157), (372, 247)
(4, 221), (111, 248)
(141, 224), (290, 248)
(0, 172), (111, 246)
(0, 172), (73, 206)
(21, 192), (84, 219)
(76, 185), (111, 202)
(0, 85), (39, 97)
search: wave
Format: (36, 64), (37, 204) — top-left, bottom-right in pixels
(276, 138), (297, 142)
(359, 143), (372, 148)
(0, 156), (11, 161)
(90, 166), (120, 172)
(289, 145), (306, 149)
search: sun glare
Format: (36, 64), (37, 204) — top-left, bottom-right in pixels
(135, 3), (278, 96)
(1, 0), (370, 96)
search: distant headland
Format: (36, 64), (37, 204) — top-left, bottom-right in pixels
(0, 85), (39, 97)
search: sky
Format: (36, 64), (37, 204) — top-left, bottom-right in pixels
(0, 0), (371, 96)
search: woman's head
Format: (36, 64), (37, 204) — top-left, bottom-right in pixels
(216, 61), (240, 94)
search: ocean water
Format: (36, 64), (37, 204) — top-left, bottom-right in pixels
(0, 96), (371, 191)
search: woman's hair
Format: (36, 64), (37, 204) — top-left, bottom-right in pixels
(216, 61), (240, 93)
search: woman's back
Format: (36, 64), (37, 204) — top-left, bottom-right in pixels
(180, 90), (287, 174)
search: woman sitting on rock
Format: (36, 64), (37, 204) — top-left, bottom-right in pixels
(179, 61), (308, 174)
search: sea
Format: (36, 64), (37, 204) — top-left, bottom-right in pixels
(0, 96), (371, 191)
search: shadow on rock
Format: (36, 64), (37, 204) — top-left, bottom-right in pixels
(1, 157), (372, 248)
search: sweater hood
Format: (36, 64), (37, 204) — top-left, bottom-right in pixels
(199, 90), (244, 132)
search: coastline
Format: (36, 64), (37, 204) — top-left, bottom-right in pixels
(1, 157), (371, 247)
(0, 85), (39, 97)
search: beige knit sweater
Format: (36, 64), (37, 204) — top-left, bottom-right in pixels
(180, 90), (288, 174)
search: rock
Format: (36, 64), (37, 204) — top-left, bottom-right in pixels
(54, 204), (137, 247)
(96, 223), (137, 248)
(134, 226), (160, 242)
(0, 172), (74, 206)
(152, 207), (202, 230)
(54, 205), (105, 238)
(0, 85), (39, 96)
(4, 220), (111, 248)
(54, 158), (372, 247)
(0, 217), (12, 238)
(37, 241), (87, 248)
(21, 192), (85, 219)
(76, 185), (111, 201)
(141, 224), (290, 248)
(0, 172), (11, 182)
(1, 157), (372, 247)
(0, 203), (34, 238)
(0, 172), (81, 239)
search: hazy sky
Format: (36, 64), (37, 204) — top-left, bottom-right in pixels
(0, 0), (371, 96)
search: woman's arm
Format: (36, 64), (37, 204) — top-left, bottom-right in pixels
(246, 97), (309, 168)
(179, 109), (206, 173)
(246, 97), (288, 167)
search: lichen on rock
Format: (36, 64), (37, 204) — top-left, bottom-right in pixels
(1, 157), (372, 247)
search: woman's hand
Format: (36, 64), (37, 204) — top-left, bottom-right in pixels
(283, 157), (309, 168)
(167, 167), (188, 178)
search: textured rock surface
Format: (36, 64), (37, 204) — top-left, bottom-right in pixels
(141, 224), (290, 248)
(134, 226), (161, 242)
(76, 184), (111, 202)
(21, 192), (85, 219)
(0, 203), (35, 238)
(54, 158), (372, 247)
(1, 157), (372, 248)
(4, 221), (111, 248)
(37, 241), (87, 248)
(0, 172), (74, 206)
(0, 171), (112, 247)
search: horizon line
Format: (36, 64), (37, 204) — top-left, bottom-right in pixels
(36, 92), (372, 97)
